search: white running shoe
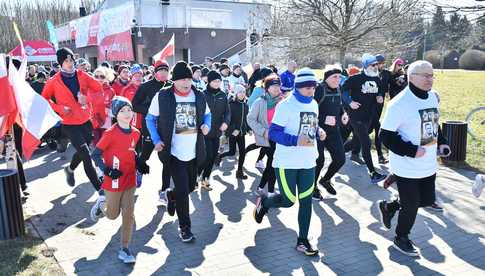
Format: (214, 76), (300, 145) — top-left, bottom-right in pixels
(255, 160), (266, 169)
(472, 174), (485, 198)
(90, 195), (105, 222)
(118, 248), (136, 264)
(159, 191), (168, 206)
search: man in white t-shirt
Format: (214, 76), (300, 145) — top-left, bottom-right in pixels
(253, 68), (327, 257)
(145, 61), (211, 243)
(377, 60), (450, 257)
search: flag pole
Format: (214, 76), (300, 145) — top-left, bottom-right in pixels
(172, 33), (175, 66)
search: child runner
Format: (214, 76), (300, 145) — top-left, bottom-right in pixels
(219, 84), (250, 179)
(90, 96), (149, 264)
(253, 68), (326, 256)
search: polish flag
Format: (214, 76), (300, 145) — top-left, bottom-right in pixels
(0, 54), (18, 137)
(8, 57), (61, 160)
(153, 34), (175, 62)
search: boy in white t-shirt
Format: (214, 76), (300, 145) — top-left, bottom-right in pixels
(253, 68), (327, 256)
(377, 61), (451, 257)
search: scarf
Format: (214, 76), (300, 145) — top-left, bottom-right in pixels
(60, 68), (75, 78)
(293, 89), (313, 104)
(174, 86), (191, 97)
(264, 92), (281, 109)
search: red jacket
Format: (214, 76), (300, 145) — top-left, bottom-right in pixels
(42, 70), (102, 125)
(120, 83), (142, 128)
(88, 83), (115, 129)
(112, 79), (128, 96)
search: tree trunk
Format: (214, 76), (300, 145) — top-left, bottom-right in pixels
(338, 47), (346, 66)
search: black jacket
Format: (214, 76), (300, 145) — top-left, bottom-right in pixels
(132, 78), (171, 116)
(379, 69), (391, 96)
(315, 82), (344, 129)
(156, 86), (207, 166)
(341, 72), (383, 122)
(204, 87), (230, 138)
(227, 99), (249, 136)
(389, 72), (407, 99)
(30, 81), (45, 94)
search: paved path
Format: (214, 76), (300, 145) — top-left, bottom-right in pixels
(21, 140), (485, 276)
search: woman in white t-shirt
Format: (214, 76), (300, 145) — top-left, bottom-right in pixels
(253, 68), (326, 256)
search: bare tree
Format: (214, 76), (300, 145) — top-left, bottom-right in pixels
(271, 0), (424, 65)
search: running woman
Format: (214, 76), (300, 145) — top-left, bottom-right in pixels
(253, 68), (326, 256)
(42, 48), (104, 200)
(198, 70), (230, 191)
(146, 61), (211, 242)
(247, 74), (283, 196)
(312, 66), (348, 200)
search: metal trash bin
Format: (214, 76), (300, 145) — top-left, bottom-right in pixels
(442, 121), (467, 163)
(0, 169), (25, 240)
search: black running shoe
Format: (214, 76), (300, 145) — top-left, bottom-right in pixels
(166, 189), (176, 216)
(253, 195), (268, 223)
(319, 179), (337, 195)
(296, 238), (319, 256)
(350, 154), (365, 165)
(312, 190), (323, 201)
(378, 200), (392, 230)
(179, 228), (195, 243)
(370, 172), (387, 184)
(393, 236), (419, 257)
(64, 167), (75, 187)
(236, 170), (248, 180)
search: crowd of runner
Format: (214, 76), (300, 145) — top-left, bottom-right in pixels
(1, 47), (484, 264)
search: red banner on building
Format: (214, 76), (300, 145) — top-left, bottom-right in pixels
(97, 30), (133, 61)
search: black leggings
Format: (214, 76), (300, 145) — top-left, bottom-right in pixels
(258, 141), (276, 193)
(170, 155), (197, 229)
(13, 124), (27, 191)
(199, 137), (220, 179)
(391, 174), (436, 238)
(245, 143), (266, 161)
(62, 121), (101, 191)
(219, 134), (246, 172)
(315, 127), (346, 186)
(348, 119), (375, 173)
(369, 104), (384, 158)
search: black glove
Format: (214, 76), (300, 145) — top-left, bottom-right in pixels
(136, 158), (150, 175)
(104, 167), (123, 179)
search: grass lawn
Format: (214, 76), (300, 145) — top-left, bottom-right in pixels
(433, 70), (485, 173)
(0, 223), (64, 276)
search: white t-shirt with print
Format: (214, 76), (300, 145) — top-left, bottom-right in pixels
(271, 94), (319, 169)
(148, 90), (210, 161)
(381, 87), (440, 178)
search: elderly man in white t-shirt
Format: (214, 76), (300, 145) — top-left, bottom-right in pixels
(377, 60), (451, 257)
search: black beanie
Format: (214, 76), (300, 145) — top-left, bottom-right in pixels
(207, 70), (222, 84)
(201, 67), (210, 77)
(56, 47), (74, 65)
(219, 64), (230, 73)
(191, 65), (201, 74)
(324, 68), (342, 81)
(171, 61), (193, 81)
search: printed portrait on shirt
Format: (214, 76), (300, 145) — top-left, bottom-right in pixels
(175, 102), (197, 134)
(361, 81), (379, 94)
(419, 108), (439, 146)
(298, 112), (318, 145)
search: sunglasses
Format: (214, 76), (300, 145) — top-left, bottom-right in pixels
(95, 75), (106, 79)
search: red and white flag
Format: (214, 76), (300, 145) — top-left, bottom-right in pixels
(153, 33), (174, 62)
(8, 56), (61, 160)
(0, 54), (18, 137)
